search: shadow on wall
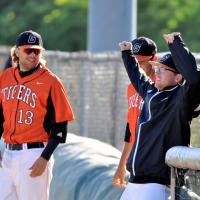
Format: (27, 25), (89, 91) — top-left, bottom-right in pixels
(50, 133), (124, 200)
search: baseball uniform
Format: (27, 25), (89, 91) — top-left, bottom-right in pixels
(0, 64), (74, 200)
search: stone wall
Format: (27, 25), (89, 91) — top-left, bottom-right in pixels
(0, 47), (200, 149)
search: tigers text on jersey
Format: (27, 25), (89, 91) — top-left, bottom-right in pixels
(0, 66), (74, 144)
(127, 84), (144, 144)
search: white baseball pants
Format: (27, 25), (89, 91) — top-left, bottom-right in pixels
(0, 147), (53, 200)
(120, 182), (170, 200)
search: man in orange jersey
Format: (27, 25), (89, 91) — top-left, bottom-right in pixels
(0, 30), (74, 200)
(113, 37), (157, 188)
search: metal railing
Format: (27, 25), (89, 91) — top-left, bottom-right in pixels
(165, 146), (200, 200)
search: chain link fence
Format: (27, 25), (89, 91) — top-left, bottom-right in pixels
(1, 47), (200, 150)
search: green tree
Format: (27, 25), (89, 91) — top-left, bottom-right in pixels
(1, 0), (200, 51)
(0, 0), (88, 51)
(138, 0), (200, 52)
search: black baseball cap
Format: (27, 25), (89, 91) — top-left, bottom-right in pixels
(149, 53), (179, 73)
(16, 30), (44, 50)
(131, 37), (157, 61)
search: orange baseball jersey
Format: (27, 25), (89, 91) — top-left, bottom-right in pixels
(126, 83), (144, 144)
(0, 66), (74, 144)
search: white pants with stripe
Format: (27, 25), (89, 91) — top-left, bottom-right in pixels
(0, 148), (53, 200)
(120, 182), (170, 200)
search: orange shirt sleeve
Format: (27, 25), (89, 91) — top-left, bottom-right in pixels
(51, 77), (75, 122)
(126, 84), (143, 144)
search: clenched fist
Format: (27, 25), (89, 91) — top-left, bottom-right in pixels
(119, 41), (132, 51)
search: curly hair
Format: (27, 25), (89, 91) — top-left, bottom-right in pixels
(11, 46), (47, 67)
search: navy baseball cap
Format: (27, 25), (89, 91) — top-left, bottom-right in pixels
(149, 53), (179, 73)
(16, 30), (44, 50)
(132, 37), (157, 61)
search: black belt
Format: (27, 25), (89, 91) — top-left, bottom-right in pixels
(6, 142), (45, 151)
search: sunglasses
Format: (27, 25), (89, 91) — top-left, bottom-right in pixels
(23, 48), (41, 55)
(153, 66), (176, 74)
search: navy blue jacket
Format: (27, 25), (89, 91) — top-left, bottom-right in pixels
(122, 36), (200, 185)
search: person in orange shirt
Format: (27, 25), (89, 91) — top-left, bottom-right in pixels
(113, 37), (157, 188)
(0, 30), (74, 200)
